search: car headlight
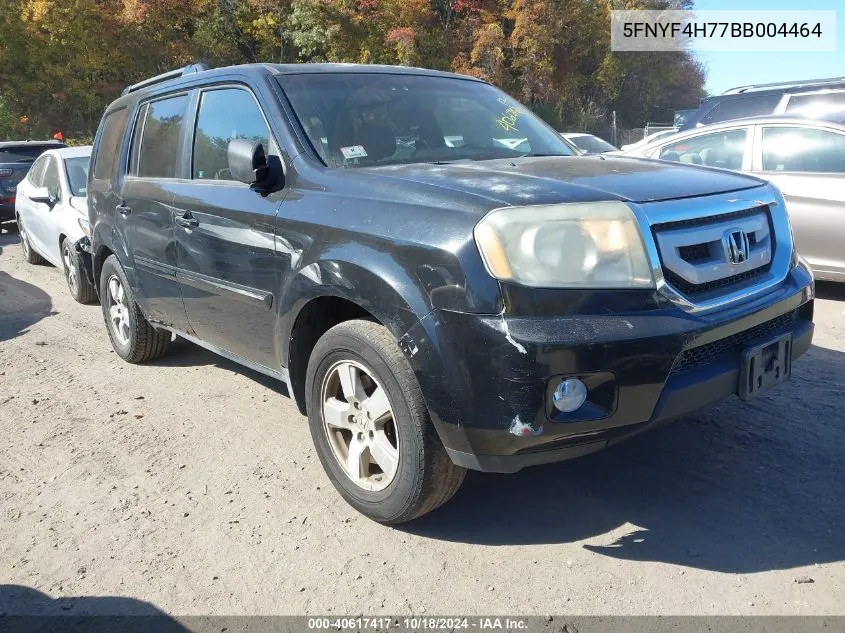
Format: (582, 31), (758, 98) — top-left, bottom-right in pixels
(78, 216), (91, 238)
(474, 201), (654, 288)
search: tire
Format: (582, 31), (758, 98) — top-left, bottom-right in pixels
(99, 254), (171, 363)
(18, 217), (45, 265)
(61, 238), (96, 304)
(305, 319), (465, 524)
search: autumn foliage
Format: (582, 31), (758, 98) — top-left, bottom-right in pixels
(0, 0), (704, 140)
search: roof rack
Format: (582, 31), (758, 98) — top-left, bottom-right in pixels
(723, 76), (845, 95)
(122, 63), (209, 96)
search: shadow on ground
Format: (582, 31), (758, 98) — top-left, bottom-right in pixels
(148, 336), (289, 396)
(815, 280), (845, 301)
(0, 233), (55, 342)
(0, 584), (187, 632)
(405, 343), (845, 575)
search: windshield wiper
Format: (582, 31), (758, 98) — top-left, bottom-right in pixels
(519, 153), (572, 158)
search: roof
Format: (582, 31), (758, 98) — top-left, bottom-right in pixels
(52, 145), (92, 159)
(115, 62), (482, 101)
(264, 63), (480, 82)
(0, 140), (65, 149)
(687, 114), (845, 129)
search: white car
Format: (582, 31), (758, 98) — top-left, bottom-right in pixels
(560, 132), (618, 154)
(15, 146), (96, 302)
(619, 128), (679, 152)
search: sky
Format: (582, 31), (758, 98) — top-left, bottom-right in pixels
(692, 0), (844, 95)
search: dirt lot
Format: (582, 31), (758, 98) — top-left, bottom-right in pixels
(1, 228), (844, 617)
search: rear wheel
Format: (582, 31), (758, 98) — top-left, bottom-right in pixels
(99, 255), (171, 363)
(18, 217), (45, 265)
(61, 238), (95, 304)
(306, 319), (465, 524)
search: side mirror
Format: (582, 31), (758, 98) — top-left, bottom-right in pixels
(28, 186), (56, 206)
(228, 139), (270, 186)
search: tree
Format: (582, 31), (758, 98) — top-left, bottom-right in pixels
(0, 0), (706, 141)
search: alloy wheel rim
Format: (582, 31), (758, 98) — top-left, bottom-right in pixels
(320, 360), (400, 492)
(63, 246), (77, 293)
(106, 274), (131, 346)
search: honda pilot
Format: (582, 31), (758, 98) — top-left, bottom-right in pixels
(88, 63), (815, 523)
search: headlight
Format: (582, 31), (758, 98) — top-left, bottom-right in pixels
(78, 216), (91, 238)
(474, 201), (654, 288)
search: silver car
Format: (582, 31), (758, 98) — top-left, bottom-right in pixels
(15, 145), (96, 302)
(622, 116), (845, 282)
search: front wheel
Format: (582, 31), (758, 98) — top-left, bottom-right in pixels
(305, 319), (465, 524)
(61, 238), (95, 304)
(99, 255), (171, 363)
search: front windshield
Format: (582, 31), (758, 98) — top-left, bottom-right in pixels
(278, 73), (575, 168)
(64, 156), (90, 196)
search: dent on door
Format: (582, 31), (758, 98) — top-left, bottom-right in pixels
(172, 184), (283, 368)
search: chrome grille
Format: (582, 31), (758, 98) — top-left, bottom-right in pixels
(671, 310), (798, 374)
(652, 205), (774, 298)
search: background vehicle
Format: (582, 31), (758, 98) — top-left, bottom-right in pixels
(619, 128), (678, 152)
(15, 145), (96, 302)
(676, 77), (845, 130)
(560, 132), (617, 154)
(0, 140), (65, 229)
(89, 63), (813, 524)
(621, 116), (845, 282)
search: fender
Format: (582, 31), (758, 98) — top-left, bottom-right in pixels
(91, 218), (141, 296)
(277, 245), (435, 366)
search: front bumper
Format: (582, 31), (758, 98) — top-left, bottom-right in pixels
(404, 264), (815, 473)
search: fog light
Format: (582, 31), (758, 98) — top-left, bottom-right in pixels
(552, 378), (588, 413)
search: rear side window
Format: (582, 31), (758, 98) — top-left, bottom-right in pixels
(93, 108), (129, 181)
(136, 95), (188, 179)
(700, 95), (781, 125)
(659, 128), (748, 170)
(192, 88), (270, 180)
(762, 126), (845, 173)
(785, 91), (845, 118)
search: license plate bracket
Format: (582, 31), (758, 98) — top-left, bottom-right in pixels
(739, 332), (793, 400)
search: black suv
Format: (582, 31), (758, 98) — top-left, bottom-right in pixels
(89, 63), (815, 523)
(676, 76), (845, 130)
(1, 140), (65, 227)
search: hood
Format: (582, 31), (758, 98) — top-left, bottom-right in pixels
(361, 155), (765, 207)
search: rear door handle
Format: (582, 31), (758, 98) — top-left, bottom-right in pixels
(176, 212), (198, 229)
(116, 204), (131, 216)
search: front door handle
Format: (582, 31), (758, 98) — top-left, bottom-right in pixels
(176, 212), (198, 229)
(116, 204), (131, 216)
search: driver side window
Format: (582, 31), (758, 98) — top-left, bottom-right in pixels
(192, 88), (271, 181)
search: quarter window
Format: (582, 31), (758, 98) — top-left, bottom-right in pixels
(93, 108), (129, 181)
(659, 128), (748, 170)
(27, 156), (49, 187)
(761, 126), (845, 173)
(42, 158), (60, 200)
(136, 95), (189, 179)
(192, 88), (270, 180)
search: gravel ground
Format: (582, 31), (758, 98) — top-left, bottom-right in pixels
(1, 228), (844, 617)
